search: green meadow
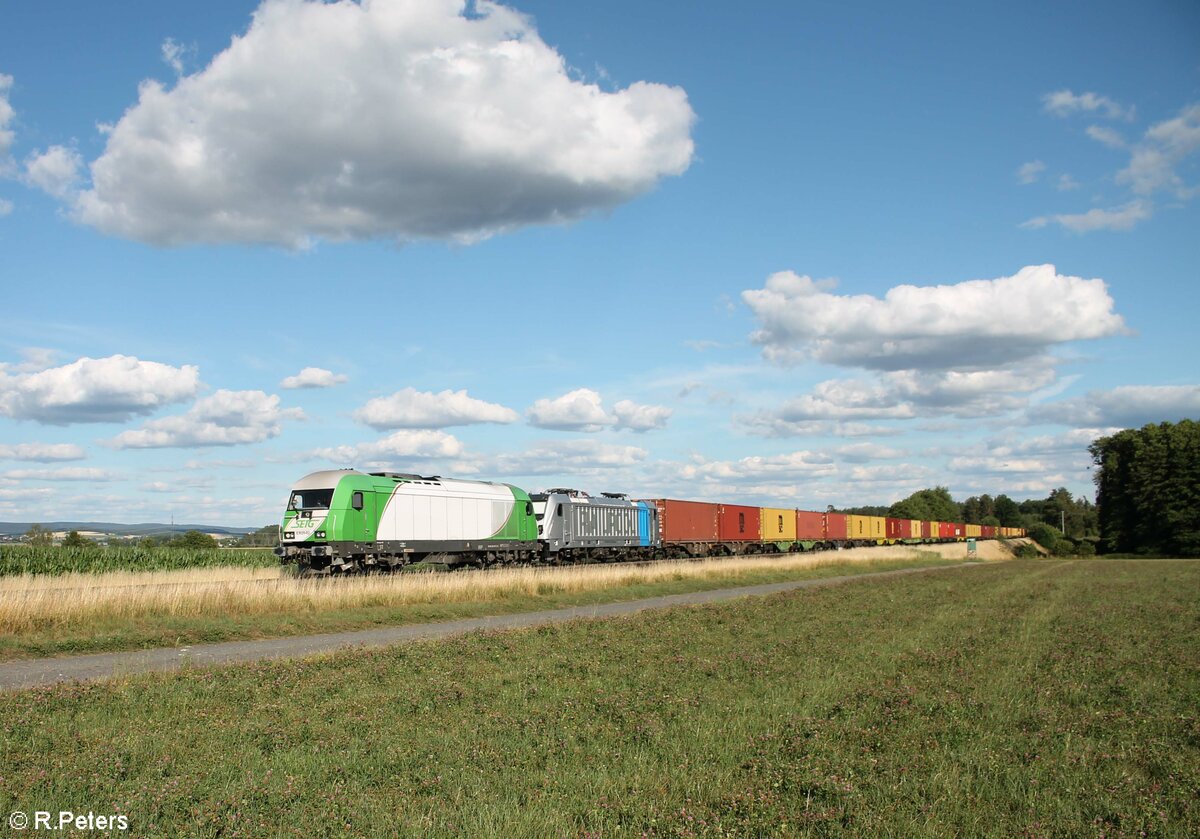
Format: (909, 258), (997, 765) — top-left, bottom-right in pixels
(1, 560), (1196, 837)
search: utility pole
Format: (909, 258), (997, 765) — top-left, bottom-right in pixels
(1060, 510), (1065, 535)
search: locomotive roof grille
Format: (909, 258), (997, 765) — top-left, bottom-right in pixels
(368, 472), (442, 481)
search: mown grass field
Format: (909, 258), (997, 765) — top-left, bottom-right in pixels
(0, 553), (950, 660)
(1, 559), (1196, 837)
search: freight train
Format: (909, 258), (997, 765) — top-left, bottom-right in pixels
(275, 469), (1025, 575)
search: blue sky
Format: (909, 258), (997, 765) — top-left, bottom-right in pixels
(1, 0), (1198, 526)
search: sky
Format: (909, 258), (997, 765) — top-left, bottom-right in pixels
(0, 0), (1198, 526)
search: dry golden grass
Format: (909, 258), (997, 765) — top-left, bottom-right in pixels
(0, 544), (1009, 634)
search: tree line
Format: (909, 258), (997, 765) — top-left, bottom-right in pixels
(1090, 419), (1200, 557)
(838, 485), (1097, 539)
(23, 526), (222, 550)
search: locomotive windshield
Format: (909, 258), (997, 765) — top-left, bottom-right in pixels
(288, 489), (334, 510)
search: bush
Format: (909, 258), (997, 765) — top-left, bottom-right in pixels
(1051, 539), (1076, 557)
(1074, 540), (1096, 557)
(1012, 542), (1041, 558)
(61, 531), (93, 549)
(1028, 522), (1061, 550)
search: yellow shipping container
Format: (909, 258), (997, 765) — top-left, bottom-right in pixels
(848, 514), (886, 541)
(759, 507), (797, 542)
(966, 523), (982, 538)
(907, 519), (922, 539)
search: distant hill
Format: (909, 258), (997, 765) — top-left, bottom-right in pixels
(0, 522), (259, 538)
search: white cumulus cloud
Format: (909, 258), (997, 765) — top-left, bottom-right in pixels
(317, 429), (465, 464)
(354, 387), (518, 429)
(0, 73), (14, 161)
(0, 354), (200, 424)
(834, 442), (907, 463)
(755, 380), (919, 422)
(1117, 103), (1200, 199)
(1042, 89), (1133, 121)
(527, 388), (613, 432)
(1056, 174), (1080, 191)
(679, 450), (837, 484)
(1085, 125), (1126, 149)
(1, 467), (116, 481)
(1030, 385), (1200, 428)
(1016, 160), (1045, 184)
(485, 439), (648, 476)
(740, 362), (1060, 434)
(1021, 199), (1152, 233)
(0, 442), (87, 462)
(526, 388), (671, 432)
(67, 0), (695, 247)
(612, 399), (672, 432)
(108, 390), (303, 448)
(25, 145), (84, 199)
(280, 367), (348, 389)
(744, 264), (1126, 371)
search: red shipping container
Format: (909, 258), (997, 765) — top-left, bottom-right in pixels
(825, 512), (849, 541)
(718, 504), (761, 542)
(886, 518), (905, 539)
(921, 521), (934, 539)
(982, 525), (996, 538)
(649, 499), (720, 543)
(796, 510), (824, 541)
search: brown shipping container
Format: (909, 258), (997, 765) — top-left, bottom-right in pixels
(718, 504), (761, 542)
(796, 510), (825, 541)
(886, 517), (905, 539)
(921, 520), (935, 539)
(825, 512), (849, 541)
(651, 499), (720, 543)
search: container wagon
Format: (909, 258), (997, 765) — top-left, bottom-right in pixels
(759, 507), (797, 550)
(717, 504), (762, 552)
(650, 499), (720, 557)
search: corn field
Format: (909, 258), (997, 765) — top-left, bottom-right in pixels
(0, 544), (278, 577)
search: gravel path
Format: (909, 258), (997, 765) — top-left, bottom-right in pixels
(0, 561), (984, 691)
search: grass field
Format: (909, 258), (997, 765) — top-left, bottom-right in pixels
(1, 559), (1196, 836)
(0, 552), (952, 660)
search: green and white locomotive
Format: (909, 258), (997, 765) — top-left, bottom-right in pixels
(276, 469), (540, 573)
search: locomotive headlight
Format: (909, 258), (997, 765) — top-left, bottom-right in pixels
(284, 531), (295, 539)
(315, 530), (326, 539)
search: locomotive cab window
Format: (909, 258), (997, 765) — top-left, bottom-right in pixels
(525, 501), (533, 516)
(351, 491), (364, 511)
(289, 489), (333, 510)
(555, 504), (563, 517)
